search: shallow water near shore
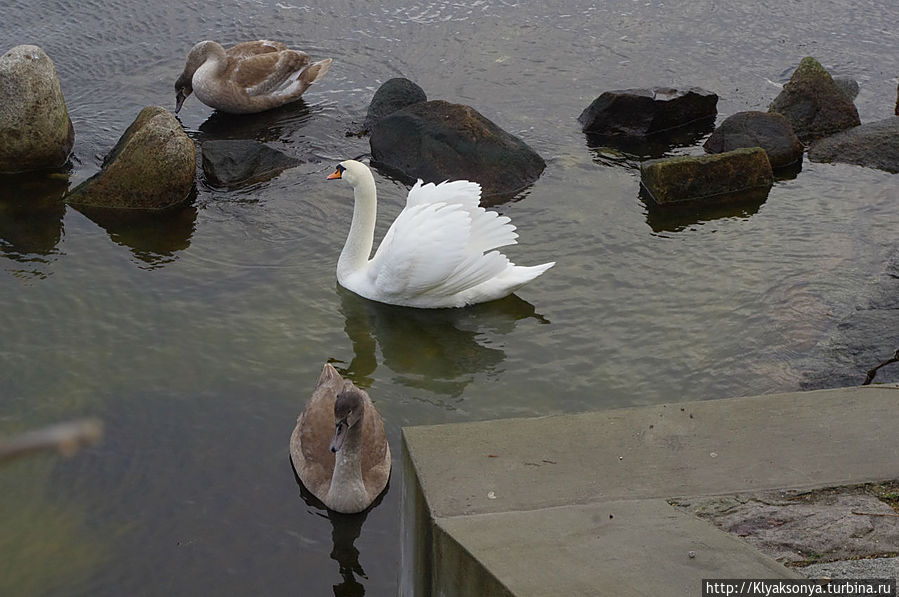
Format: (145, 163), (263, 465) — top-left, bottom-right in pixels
(2, 1), (898, 595)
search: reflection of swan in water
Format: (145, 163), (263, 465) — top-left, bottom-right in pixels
(335, 284), (548, 397)
(294, 464), (388, 597)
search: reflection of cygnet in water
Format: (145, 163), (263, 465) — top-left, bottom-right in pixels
(336, 285), (547, 397)
(290, 364), (390, 514)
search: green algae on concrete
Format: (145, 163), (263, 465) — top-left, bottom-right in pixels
(768, 56), (860, 143)
(66, 106), (195, 210)
(0, 45), (75, 174)
(640, 147), (773, 207)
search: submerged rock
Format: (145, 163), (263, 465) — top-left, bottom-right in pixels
(66, 106), (196, 210)
(578, 87), (718, 137)
(768, 57), (860, 143)
(370, 100), (545, 202)
(0, 45), (74, 174)
(640, 147), (773, 207)
(201, 140), (300, 188)
(807, 116), (899, 174)
(364, 78), (427, 131)
(704, 111), (803, 169)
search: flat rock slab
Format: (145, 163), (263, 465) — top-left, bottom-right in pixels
(370, 100), (545, 203)
(807, 117), (899, 174)
(403, 386), (899, 597)
(704, 111), (803, 169)
(403, 386), (899, 519)
(200, 139), (300, 188)
(433, 500), (798, 597)
(640, 147), (773, 207)
(578, 87), (718, 137)
(66, 106), (195, 210)
(672, 481), (899, 564)
(768, 56), (860, 143)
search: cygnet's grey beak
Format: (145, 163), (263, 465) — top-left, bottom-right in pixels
(175, 88), (188, 114)
(330, 418), (348, 453)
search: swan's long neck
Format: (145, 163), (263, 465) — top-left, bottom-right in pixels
(337, 171), (377, 281)
(326, 423), (368, 512)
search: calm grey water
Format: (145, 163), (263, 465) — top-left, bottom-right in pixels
(2, 0), (898, 595)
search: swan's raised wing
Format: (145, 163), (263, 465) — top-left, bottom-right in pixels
(368, 199), (522, 302)
(405, 179), (482, 210)
(368, 202), (471, 298)
(405, 179), (519, 253)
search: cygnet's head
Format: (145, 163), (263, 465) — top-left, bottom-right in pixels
(326, 159), (373, 187)
(329, 383), (365, 453)
(174, 41), (219, 113)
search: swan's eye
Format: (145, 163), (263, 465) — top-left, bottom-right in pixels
(336, 164), (346, 174)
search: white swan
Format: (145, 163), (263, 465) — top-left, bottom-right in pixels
(326, 160), (555, 308)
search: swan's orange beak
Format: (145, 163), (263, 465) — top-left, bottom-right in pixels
(327, 169), (342, 180)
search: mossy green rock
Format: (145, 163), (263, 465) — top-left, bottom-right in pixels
(66, 106), (195, 209)
(768, 57), (860, 143)
(640, 147), (773, 206)
(0, 45), (74, 174)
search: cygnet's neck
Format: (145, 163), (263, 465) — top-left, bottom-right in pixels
(193, 41), (228, 78)
(326, 423), (368, 512)
(337, 171), (377, 282)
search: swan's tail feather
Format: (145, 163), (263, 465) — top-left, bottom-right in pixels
(501, 261), (555, 292)
(301, 58), (332, 86)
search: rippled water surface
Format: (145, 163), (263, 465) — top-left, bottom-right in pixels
(2, 1), (898, 595)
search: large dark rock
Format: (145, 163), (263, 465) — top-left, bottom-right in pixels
(578, 87), (718, 137)
(807, 116), (899, 173)
(640, 147), (773, 207)
(768, 57), (860, 143)
(704, 111), (803, 169)
(364, 78), (427, 130)
(0, 45), (74, 174)
(66, 106), (196, 210)
(201, 140), (300, 188)
(832, 76), (859, 102)
(370, 100), (545, 201)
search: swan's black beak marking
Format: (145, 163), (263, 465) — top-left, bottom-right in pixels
(327, 164), (345, 180)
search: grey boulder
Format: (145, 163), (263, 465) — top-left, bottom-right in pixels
(0, 45), (74, 174)
(704, 111), (803, 169)
(808, 116), (899, 174)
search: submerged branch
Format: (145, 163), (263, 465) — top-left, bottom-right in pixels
(862, 349), (899, 386)
(0, 419), (103, 465)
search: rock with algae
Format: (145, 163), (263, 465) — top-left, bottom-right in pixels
(0, 44), (74, 174)
(640, 147), (773, 207)
(768, 57), (860, 143)
(66, 106), (195, 210)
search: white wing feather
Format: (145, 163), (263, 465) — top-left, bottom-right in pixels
(370, 202), (471, 297)
(366, 180), (525, 301)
